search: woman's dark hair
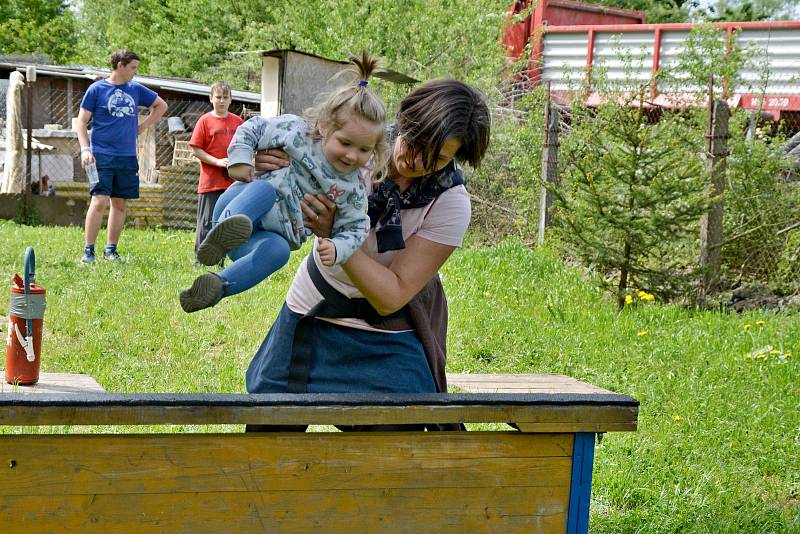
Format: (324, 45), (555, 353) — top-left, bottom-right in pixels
(395, 79), (491, 170)
(110, 49), (141, 70)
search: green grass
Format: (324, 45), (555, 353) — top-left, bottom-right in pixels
(0, 220), (797, 533)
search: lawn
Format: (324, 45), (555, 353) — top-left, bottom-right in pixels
(0, 220), (797, 533)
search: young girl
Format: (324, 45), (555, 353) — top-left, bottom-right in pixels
(180, 52), (388, 313)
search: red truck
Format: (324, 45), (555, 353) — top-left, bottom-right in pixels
(504, 0), (800, 122)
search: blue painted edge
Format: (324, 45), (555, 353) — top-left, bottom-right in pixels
(566, 432), (596, 534)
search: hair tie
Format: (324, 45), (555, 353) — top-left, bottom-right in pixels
(358, 79), (369, 88)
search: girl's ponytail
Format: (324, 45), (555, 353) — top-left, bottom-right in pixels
(306, 50), (389, 177)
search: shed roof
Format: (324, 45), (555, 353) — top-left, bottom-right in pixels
(0, 59), (261, 104)
(261, 49), (418, 85)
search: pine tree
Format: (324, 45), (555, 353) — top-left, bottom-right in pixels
(552, 91), (708, 308)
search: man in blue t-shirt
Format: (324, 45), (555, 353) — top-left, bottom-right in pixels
(76, 49), (168, 263)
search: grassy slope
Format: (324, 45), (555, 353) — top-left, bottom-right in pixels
(0, 221), (797, 533)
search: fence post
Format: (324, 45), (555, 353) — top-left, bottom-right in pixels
(24, 66), (36, 223)
(699, 88), (729, 295)
(538, 84), (560, 247)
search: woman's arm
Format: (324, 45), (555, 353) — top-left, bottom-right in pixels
(341, 236), (456, 316)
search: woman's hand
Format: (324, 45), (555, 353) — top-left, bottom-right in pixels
(254, 148), (291, 172)
(301, 193), (337, 238)
(228, 163), (254, 182)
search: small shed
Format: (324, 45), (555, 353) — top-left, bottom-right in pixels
(260, 49), (417, 118)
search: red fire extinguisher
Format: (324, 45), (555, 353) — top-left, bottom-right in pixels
(5, 247), (45, 385)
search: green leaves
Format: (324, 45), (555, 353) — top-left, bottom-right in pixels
(0, 0), (77, 63)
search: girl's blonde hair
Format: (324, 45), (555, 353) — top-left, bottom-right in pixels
(306, 51), (389, 177)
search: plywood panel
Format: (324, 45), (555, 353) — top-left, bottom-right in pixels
(447, 373), (615, 394)
(0, 372), (105, 394)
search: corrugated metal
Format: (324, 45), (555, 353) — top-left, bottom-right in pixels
(542, 32), (590, 90)
(734, 28), (800, 95)
(541, 23), (800, 109)
(657, 30), (708, 94)
(0, 62), (261, 103)
(592, 31), (653, 90)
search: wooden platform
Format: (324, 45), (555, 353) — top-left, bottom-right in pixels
(0, 374), (638, 533)
(0, 372), (105, 394)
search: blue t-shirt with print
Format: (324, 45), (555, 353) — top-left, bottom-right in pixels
(80, 80), (157, 157)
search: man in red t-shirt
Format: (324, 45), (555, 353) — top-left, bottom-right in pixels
(189, 81), (244, 261)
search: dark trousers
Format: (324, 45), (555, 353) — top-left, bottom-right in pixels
(194, 190), (225, 258)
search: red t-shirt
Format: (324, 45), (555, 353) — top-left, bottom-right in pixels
(189, 112), (244, 193)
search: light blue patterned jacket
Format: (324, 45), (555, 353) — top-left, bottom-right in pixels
(227, 114), (369, 265)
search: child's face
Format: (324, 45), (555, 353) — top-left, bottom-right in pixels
(321, 117), (382, 174)
(209, 89), (232, 114)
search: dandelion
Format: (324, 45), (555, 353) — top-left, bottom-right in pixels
(641, 293), (655, 302)
(755, 353), (767, 360)
(756, 320), (765, 326)
(673, 415), (681, 422)
(769, 348), (780, 355)
(638, 331), (648, 337)
(625, 294), (634, 305)
(743, 324), (752, 331)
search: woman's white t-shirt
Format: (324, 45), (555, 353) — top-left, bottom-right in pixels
(285, 184), (471, 332)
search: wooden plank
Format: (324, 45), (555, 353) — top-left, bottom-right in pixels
(447, 373), (615, 394)
(1, 433), (573, 495)
(0, 393), (639, 431)
(0, 487), (567, 533)
(0, 432), (572, 533)
(0, 373), (105, 395)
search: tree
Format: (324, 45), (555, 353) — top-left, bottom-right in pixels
(552, 91), (708, 308)
(696, 0), (798, 22)
(0, 0), (78, 64)
(587, 0), (697, 23)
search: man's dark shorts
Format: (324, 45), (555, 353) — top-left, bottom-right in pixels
(89, 153), (140, 199)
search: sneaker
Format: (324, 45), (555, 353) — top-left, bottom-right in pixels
(180, 273), (224, 313)
(196, 215), (252, 266)
(81, 250), (96, 264)
(103, 249), (124, 263)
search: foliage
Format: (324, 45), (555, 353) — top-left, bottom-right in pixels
(1, 225), (798, 532)
(586, 0), (695, 23)
(552, 92), (708, 307)
(73, 0), (511, 101)
(0, 0), (78, 64)
(696, 0), (800, 22)
(774, 230), (800, 295)
(722, 111), (798, 285)
(467, 90), (547, 242)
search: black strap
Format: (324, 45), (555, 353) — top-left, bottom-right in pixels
(286, 257), (413, 393)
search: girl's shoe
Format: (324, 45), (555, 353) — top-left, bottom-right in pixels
(180, 273), (224, 313)
(196, 215), (252, 266)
